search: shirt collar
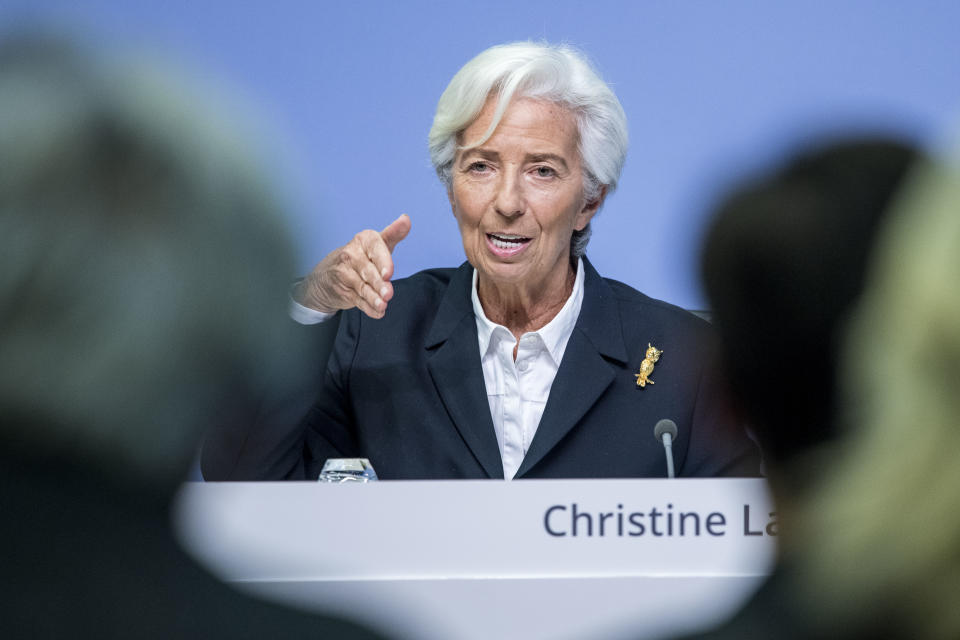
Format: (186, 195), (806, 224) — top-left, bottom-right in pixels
(471, 258), (585, 366)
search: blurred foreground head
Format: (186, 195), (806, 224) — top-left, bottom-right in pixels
(797, 141), (960, 639)
(0, 34), (297, 489)
(701, 139), (921, 487)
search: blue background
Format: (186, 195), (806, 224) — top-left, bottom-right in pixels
(5, 1), (959, 309)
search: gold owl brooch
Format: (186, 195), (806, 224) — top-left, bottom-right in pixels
(635, 343), (662, 388)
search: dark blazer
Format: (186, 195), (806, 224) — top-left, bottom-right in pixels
(204, 258), (759, 480)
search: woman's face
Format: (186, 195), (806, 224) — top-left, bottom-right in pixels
(448, 97), (601, 296)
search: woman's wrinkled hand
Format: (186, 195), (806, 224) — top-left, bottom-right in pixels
(294, 214), (411, 319)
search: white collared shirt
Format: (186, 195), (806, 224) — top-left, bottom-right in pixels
(471, 259), (584, 479)
(289, 259), (586, 480)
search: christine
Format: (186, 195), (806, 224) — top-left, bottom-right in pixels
(544, 503), (727, 537)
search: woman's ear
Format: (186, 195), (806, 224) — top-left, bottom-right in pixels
(576, 185), (607, 230)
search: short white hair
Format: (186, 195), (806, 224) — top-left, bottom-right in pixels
(428, 41), (629, 257)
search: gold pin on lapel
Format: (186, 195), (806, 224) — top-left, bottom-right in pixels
(635, 343), (662, 388)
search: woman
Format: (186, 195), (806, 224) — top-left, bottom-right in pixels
(210, 42), (759, 481)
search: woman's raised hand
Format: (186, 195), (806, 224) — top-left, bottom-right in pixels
(295, 214), (411, 319)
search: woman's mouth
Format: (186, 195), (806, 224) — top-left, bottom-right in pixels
(486, 233), (532, 257)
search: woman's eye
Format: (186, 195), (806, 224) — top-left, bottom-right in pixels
(468, 162), (489, 173)
(535, 166), (556, 178)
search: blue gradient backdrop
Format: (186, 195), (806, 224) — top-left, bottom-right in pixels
(5, 1), (959, 308)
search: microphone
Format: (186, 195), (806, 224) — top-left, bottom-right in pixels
(653, 419), (678, 478)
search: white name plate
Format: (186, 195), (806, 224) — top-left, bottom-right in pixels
(174, 479), (775, 582)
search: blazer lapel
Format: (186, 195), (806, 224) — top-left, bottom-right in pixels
(515, 258), (629, 477)
(425, 263), (504, 479)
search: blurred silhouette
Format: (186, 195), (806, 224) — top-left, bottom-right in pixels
(701, 138), (921, 498)
(669, 138), (922, 639)
(0, 33), (387, 639)
(794, 142), (960, 639)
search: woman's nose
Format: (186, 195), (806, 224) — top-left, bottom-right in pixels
(494, 172), (525, 218)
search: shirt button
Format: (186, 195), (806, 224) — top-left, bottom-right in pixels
(517, 360), (529, 372)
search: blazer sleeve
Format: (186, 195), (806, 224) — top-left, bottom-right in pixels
(297, 308), (366, 480)
(199, 315), (342, 480)
(680, 355), (762, 477)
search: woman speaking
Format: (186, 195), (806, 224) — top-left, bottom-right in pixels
(211, 42), (759, 481)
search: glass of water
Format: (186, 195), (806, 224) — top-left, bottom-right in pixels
(317, 458), (379, 483)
